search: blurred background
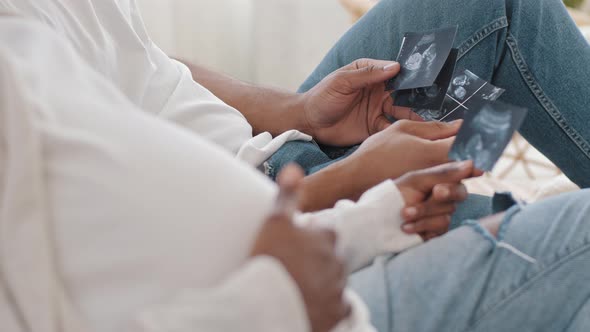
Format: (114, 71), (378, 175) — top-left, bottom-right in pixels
(136, 0), (351, 91)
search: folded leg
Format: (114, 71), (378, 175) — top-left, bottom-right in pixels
(350, 189), (590, 331)
(296, 0), (590, 188)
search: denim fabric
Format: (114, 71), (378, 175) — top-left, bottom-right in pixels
(263, 141), (360, 179)
(266, 0), (590, 201)
(349, 190), (590, 331)
(449, 193), (517, 230)
(263, 140), (331, 179)
(271, 0), (590, 330)
(297, 0), (590, 189)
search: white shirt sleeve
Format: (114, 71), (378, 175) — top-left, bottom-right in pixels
(144, 42), (312, 163)
(135, 257), (377, 332)
(296, 180), (423, 272)
(136, 257), (310, 332)
(0, 18), (373, 332)
(0, 17), (310, 332)
(0, 0), (311, 161)
(129, 4), (312, 159)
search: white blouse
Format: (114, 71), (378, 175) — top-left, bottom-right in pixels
(0, 2), (421, 332)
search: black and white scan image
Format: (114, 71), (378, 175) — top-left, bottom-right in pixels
(386, 26), (458, 91)
(447, 70), (503, 104)
(393, 48), (458, 111)
(418, 70), (506, 122)
(448, 100), (528, 171)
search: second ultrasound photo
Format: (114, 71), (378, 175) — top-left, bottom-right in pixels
(448, 100), (528, 171)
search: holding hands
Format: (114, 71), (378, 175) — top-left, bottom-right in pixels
(396, 161), (479, 241)
(302, 59), (482, 241)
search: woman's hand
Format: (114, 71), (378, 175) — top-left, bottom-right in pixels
(298, 119), (467, 212)
(347, 119), (462, 189)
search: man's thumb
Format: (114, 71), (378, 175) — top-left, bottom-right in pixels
(343, 60), (401, 90)
(274, 164), (305, 217)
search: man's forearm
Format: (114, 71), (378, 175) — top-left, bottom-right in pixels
(178, 59), (312, 137)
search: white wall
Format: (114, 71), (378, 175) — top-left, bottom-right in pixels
(136, 0), (350, 91)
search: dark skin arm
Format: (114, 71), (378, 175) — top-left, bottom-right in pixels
(178, 59), (459, 209)
(177, 61), (311, 137)
(178, 59), (477, 237)
(177, 58), (422, 143)
(298, 120), (463, 212)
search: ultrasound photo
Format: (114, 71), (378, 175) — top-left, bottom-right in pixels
(448, 100), (528, 171)
(386, 26), (458, 91)
(416, 70), (506, 122)
(393, 48), (458, 111)
(448, 70), (503, 102)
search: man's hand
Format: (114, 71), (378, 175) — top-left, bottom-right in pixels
(250, 165), (350, 332)
(395, 161), (476, 240)
(302, 58), (424, 147)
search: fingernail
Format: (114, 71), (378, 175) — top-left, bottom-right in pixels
(383, 62), (399, 71)
(402, 223), (415, 232)
(404, 207), (418, 218)
(449, 119), (463, 126)
(459, 160), (472, 170)
(437, 187), (450, 198)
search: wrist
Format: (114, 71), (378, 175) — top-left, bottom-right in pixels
(299, 156), (366, 212)
(287, 92), (315, 137)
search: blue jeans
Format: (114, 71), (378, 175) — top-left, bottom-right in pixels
(349, 190), (590, 331)
(270, 0), (590, 330)
(266, 0), (590, 223)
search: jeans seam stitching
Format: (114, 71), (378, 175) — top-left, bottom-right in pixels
(504, 33), (590, 160)
(457, 17), (508, 60)
(463, 241), (590, 332)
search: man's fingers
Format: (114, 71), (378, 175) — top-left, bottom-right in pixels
(374, 114), (392, 133)
(473, 168), (486, 177)
(402, 202), (456, 222)
(385, 105), (425, 122)
(274, 164), (305, 217)
(402, 215), (451, 235)
(432, 183), (468, 203)
(426, 137), (455, 165)
(339, 59), (401, 90)
(394, 119), (462, 140)
(412, 161), (475, 193)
